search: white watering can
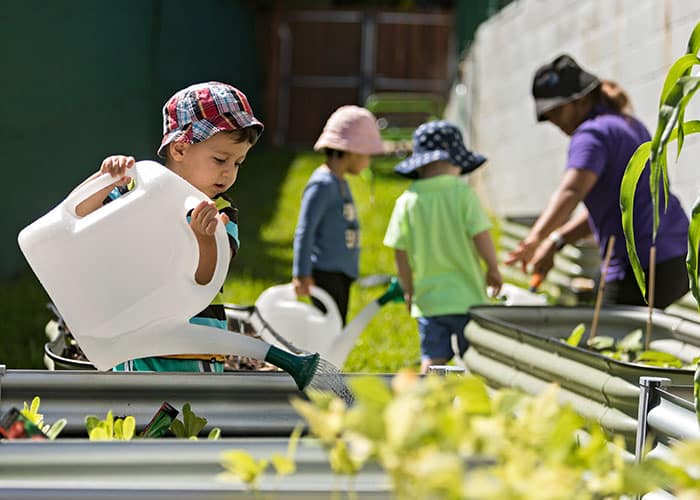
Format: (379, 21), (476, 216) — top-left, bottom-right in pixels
(18, 161), (320, 389)
(254, 279), (403, 367)
(496, 283), (548, 306)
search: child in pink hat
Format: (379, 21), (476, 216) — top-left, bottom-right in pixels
(292, 105), (384, 325)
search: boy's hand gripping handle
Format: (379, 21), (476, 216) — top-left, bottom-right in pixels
(64, 165), (137, 217)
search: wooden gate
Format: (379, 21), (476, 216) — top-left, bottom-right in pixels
(259, 8), (454, 146)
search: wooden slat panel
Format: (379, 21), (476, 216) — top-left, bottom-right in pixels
(286, 87), (359, 145)
(265, 7), (454, 145)
(375, 18), (452, 80)
(290, 20), (362, 76)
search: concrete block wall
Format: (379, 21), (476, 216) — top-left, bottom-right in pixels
(447, 0), (700, 217)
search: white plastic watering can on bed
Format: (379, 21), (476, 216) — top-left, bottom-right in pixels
(254, 279), (402, 367)
(17, 161), (319, 389)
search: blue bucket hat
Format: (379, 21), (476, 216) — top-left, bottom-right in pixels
(394, 121), (487, 179)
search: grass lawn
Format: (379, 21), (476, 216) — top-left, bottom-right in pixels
(226, 148), (420, 372)
(1, 148), (420, 372)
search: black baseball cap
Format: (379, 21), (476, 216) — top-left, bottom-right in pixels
(532, 54), (601, 122)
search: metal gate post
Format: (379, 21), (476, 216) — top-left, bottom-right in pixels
(635, 376), (670, 464)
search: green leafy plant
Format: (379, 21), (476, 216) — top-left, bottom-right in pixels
(620, 21), (700, 302)
(564, 325), (690, 368)
(291, 371), (664, 499)
(85, 410), (135, 441)
(219, 425), (302, 490)
(20, 396), (66, 440)
(169, 403), (220, 440)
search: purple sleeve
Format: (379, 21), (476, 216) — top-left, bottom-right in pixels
(567, 128), (606, 177)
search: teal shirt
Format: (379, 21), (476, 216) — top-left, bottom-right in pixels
(383, 175), (491, 318)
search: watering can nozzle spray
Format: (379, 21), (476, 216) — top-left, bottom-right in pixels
(265, 345), (320, 391)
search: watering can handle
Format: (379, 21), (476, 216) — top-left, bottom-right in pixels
(309, 285), (341, 318)
(64, 164), (138, 217)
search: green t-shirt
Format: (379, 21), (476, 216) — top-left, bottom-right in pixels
(383, 175), (491, 317)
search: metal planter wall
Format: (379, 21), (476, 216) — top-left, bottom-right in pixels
(464, 305), (697, 443)
(0, 369), (392, 498)
(0, 438), (390, 499)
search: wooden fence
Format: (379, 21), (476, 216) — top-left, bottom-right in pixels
(258, 7), (455, 146)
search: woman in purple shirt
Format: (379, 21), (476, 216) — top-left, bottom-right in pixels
(507, 54), (689, 308)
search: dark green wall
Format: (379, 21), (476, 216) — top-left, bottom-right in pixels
(1, 0), (261, 278)
(455, 0), (515, 56)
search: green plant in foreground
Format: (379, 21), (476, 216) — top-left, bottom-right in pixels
(169, 403), (221, 440)
(85, 410), (135, 441)
(219, 425), (302, 490)
(291, 371), (666, 499)
(20, 396), (66, 440)
(620, 20), (700, 302)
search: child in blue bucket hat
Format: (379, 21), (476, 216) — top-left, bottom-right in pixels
(383, 120), (502, 373)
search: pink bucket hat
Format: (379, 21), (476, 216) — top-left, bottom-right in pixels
(313, 105), (384, 155)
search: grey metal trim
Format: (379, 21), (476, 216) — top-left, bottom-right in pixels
(0, 370), (392, 438)
(635, 377), (670, 463)
(0, 370), (303, 437)
(647, 391), (700, 443)
(0, 438), (390, 499)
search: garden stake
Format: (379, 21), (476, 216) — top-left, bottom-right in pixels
(644, 245), (657, 350)
(589, 235), (616, 343)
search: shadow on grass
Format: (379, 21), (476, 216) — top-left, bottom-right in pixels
(225, 148), (297, 281)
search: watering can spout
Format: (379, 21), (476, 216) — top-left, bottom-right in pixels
(377, 277), (404, 306)
(265, 345), (320, 390)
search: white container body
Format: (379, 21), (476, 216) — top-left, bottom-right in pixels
(18, 161), (270, 369)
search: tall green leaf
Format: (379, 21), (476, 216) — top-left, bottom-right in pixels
(622, 121), (700, 299)
(659, 54), (700, 105)
(623, 76), (700, 297)
(620, 142), (652, 297)
(648, 77), (700, 241)
(687, 20), (700, 55)
(688, 194), (700, 307)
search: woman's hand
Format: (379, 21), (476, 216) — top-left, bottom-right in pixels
(100, 155), (135, 186)
(293, 276), (314, 297)
(504, 236), (540, 273)
(530, 239), (557, 276)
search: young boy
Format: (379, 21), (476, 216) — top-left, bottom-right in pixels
(74, 81), (263, 372)
(383, 120), (502, 373)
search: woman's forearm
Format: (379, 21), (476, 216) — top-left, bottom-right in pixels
(529, 168), (597, 244)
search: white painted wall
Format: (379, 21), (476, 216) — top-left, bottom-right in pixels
(446, 0), (700, 218)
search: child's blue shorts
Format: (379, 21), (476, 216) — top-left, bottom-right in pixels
(417, 314), (471, 361)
